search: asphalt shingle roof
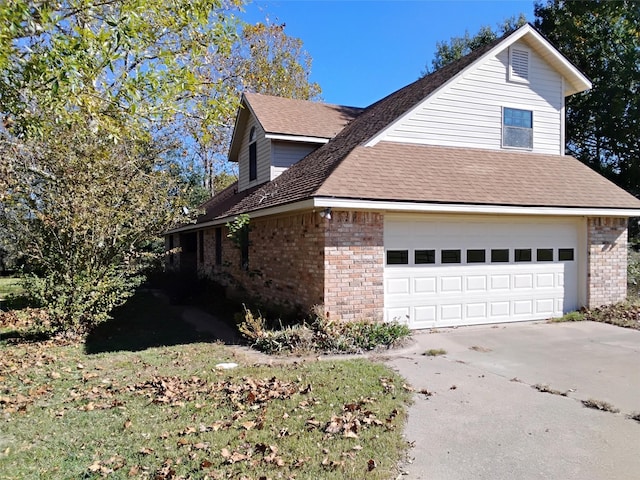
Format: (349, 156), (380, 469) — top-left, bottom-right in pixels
(317, 142), (640, 209)
(192, 28), (640, 225)
(244, 92), (363, 139)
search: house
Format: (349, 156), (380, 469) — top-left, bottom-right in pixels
(166, 23), (640, 329)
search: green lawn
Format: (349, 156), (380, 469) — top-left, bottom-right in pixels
(0, 277), (22, 300)
(0, 294), (411, 479)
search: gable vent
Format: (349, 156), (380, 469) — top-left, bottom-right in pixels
(510, 48), (529, 82)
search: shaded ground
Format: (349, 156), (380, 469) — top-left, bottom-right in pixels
(85, 290), (234, 354)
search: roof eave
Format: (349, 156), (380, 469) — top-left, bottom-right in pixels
(312, 197), (640, 218)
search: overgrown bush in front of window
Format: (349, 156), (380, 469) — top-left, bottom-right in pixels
(236, 305), (411, 354)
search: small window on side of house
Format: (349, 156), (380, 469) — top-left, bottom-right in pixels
(387, 250), (409, 265)
(415, 249), (436, 264)
(503, 107), (533, 149)
(249, 142), (257, 181)
(198, 231), (204, 263)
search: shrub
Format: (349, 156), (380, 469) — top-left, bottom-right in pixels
(237, 305), (411, 355)
(550, 311), (585, 323)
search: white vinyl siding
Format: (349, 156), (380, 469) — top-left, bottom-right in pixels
(270, 141), (318, 180)
(378, 39), (564, 155)
(238, 119), (271, 192)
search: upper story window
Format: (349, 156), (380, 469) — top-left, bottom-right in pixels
(509, 47), (529, 83)
(503, 107), (533, 149)
(249, 126), (257, 181)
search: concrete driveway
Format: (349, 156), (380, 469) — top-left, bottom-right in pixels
(384, 321), (640, 480)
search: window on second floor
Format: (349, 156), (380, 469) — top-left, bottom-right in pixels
(503, 107), (533, 149)
(249, 126), (257, 181)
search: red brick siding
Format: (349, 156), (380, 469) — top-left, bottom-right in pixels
(587, 217), (628, 307)
(323, 211), (384, 321)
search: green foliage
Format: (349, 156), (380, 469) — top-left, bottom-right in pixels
(534, 1), (640, 197)
(236, 22), (322, 100)
(550, 311), (586, 323)
(1, 121), (192, 333)
(180, 20), (321, 194)
(238, 306), (412, 355)
(425, 14), (527, 73)
(0, 0), (243, 139)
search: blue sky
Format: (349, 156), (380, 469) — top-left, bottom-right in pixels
(241, 0), (536, 107)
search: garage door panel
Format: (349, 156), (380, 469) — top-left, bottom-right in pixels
(441, 276), (463, 293)
(414, 305), (437, 323)
(536, 273), (555, 288)
(466, 303), (487, 319)
(466, 275), (487, 291)
(536, 298), (555, 314)
(441, 304), (463, 321)
(490, 275), (510, 290)
(513, 300), (533, 315)
(513, 274), (533, 289)
(414, 277), (437, 293)
(490, 302), (511, 317)
(384, 217), (579, 329)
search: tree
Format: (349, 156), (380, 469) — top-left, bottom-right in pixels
(534, 0), (640, 196)
(1, 122), (192, 332)
(186, 21), (322, 194)
(424, 15), (527, 73)
(0, 1), (244, 332)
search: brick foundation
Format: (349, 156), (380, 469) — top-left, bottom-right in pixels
(587, 217), (628, 307)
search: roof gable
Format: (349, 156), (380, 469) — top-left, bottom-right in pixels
(365, 23), (591, 148)
(228, 93), (362, 162)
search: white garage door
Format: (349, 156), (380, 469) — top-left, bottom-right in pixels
(384, 216), (580, 329)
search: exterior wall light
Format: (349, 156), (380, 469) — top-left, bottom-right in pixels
(319, 207), (332, 220)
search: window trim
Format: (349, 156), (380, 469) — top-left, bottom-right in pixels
(502, 107), (533, 150)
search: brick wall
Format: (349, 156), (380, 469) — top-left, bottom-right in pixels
(200, 212), (325, 313)
(196, 209), (386, 321)
(587, 217), (628, 307)
(323, 211), (384, 321)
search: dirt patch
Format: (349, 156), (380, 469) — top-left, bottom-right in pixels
(582, 398), (620, 413)
(469, 345), (492, 353)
